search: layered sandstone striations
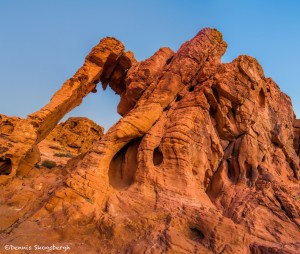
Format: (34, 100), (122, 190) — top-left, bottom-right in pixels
(1, 28), (300, 254)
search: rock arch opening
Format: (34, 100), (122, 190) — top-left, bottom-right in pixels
(189, 226), (205, 242)
(259, 89), (266, 107)
(109, 138), (141, 190)
(63, 86), (121, 133)
(188, 86), (195, 92)
(153, 146), (163, 166)
(0, 158), (12, 175)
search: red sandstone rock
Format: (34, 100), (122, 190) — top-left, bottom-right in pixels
(0, 37), (134, 185)
(294, 119), (300, 157)
(45, 117), (103, 154)
(118, 47), (174, 116)
(38, 117), (104, 167)
(0, 28), (300, 253)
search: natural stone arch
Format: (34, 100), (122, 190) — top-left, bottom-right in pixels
(0, 37), (136, 184)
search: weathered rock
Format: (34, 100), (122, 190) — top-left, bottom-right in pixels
(0, 37), (135, 184)
(118, 47), (174, 116)
(294, 119), (300, 157)
(0, 28), (300, 253)
(0, 115), (38, 184)
(45, 117), (104, 154)
(36, 117), (104, 168)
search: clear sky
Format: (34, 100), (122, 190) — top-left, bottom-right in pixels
(0, 1), (300, 132)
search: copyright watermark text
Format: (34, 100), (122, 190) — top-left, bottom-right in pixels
(4, 244), (70, 252)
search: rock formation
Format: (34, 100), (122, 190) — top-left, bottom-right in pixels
(1, 28), (300, 253)
(37, 117), (103, 168)
(0, 37), (134, 185)
(45, 117), (104, 154)
(294, 119), (300, 158)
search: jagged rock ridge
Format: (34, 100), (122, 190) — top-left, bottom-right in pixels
(0, 28), (300, 254)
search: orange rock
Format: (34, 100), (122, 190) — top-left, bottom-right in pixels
(45, 117), (104, 154)
(118, 47), (174, 116)
(0, 115), (37, 184)
(37, 117), (104, 168)
(0, 37), (134, 184)
(294, 119), (300, 157)
(0, 28), (300, 253)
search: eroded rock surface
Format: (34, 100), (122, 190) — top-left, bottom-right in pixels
(45, 117), (103, 154)
(294, 119), (300, 158)
(37, 117), (104, 167)
(0, 28), (300, 254)
(0, 37), (134, 184)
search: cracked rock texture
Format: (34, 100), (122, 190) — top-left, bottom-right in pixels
(37, 117), (104, 168)
(44, 117), (104, 154)
(1, 28), (300, 254)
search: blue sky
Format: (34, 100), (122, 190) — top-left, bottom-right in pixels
(0, 1), (300, 131)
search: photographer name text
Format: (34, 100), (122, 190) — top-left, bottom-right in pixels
(4, 244), (70, 252)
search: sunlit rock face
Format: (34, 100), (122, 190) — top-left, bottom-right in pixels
(1, 28), (300, 254)
(0, 37), (134, 184)
(45, 117), (104, 154)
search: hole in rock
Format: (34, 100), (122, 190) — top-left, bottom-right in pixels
(231, 107), (236, 118)
(109, 138), (141, 190)
(175, 94), (183, 102)
(259, 89), (266, 107)
(166, 56), (174, 65)
(245, 162), (254, 180)
(153, 146), (163, 166)
(188, 86), (195, 92)
(163, 106), (169, 112)
(190, 227), (205, 241)
(209, 106), (217, 118)
(0, 158), (12, 175)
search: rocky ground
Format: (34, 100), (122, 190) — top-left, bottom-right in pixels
(0, 28), (300, 253)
